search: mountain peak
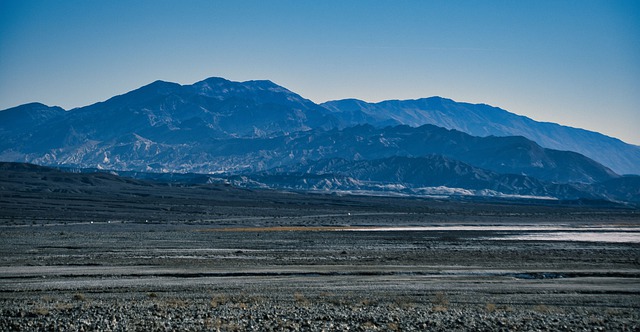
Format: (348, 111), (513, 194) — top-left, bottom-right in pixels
(193, 77), (283, 89)
(2, 75), (639, 179)
(139, 80), (182, 92)
(194, 76), (232, 86)
(100, 80), (181, 103)
(0, 102), (66, 135)
(243, 79), (280, 88)
(1, 102), (65, 113)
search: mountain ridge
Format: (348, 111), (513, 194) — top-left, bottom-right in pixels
(1, 76), (638, 203)
(321, 97), (640, 175)
(240, 155), (611, 201)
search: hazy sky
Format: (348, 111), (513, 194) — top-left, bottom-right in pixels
(1, 0), (639, 144)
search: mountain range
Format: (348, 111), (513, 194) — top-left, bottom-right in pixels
(322, 97), (640, 176)
(1, 76), (638, 203)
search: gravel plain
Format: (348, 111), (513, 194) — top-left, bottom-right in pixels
(1, 166), (639, 330)
(2, 219), (639, 331)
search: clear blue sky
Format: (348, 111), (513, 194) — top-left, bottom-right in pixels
(1, 0), (639, 144)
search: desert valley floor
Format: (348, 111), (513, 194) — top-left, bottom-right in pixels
(1, 171), (639, 331)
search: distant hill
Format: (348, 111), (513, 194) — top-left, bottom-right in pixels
(231, 155), (632, 202)
(322, 97), (640, 175)
(235, 125), (618, 184)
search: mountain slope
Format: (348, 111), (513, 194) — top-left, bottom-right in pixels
(1, 112), (618, 184)
(0, 76), (630, 202)
(231, 156), (637, 202)
(592, 176), (640, 203)
(267, 155), (552, 194)
(0, 77), (344, 171)
(1, 77), (337, 152)
(0, 103), (66, 154)
(321, 97), (640, 175)
(250, 125), (618, 184)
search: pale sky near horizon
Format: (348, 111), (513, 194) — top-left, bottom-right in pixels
(1, 0), (639, 144)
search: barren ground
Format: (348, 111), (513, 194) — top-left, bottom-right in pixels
(1, 170), (639, 330)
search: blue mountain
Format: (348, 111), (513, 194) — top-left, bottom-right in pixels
(0, 77), (637, 202)
(321, 97), (640, 175)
